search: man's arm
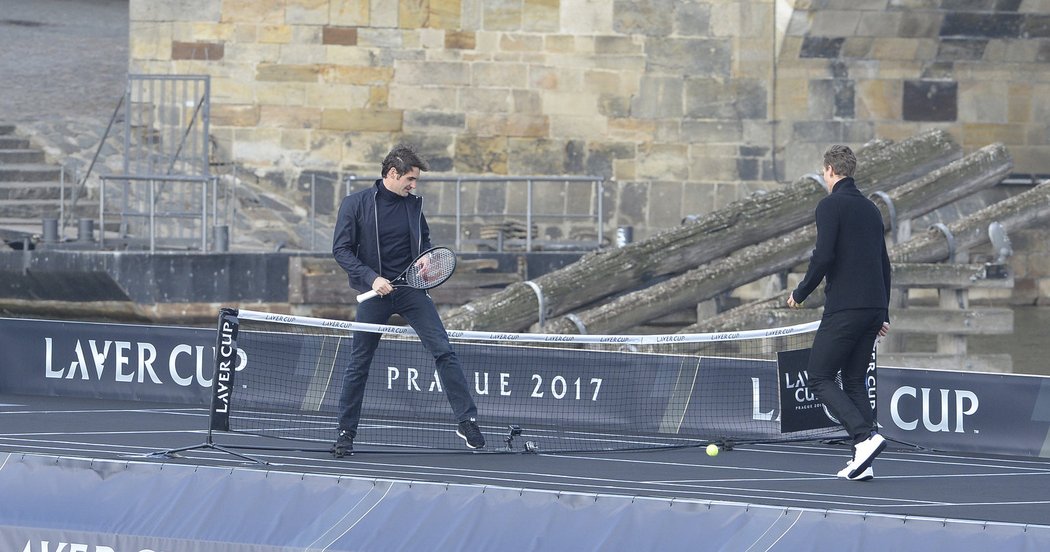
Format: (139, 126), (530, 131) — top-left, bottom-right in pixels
(332, 195), (380, 287)
(791, 200), (838, 304)
(419, 207), (433, 252)
(881, 240), (892, 323)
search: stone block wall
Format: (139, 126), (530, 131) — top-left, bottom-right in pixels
(127, 0), (1050, 300)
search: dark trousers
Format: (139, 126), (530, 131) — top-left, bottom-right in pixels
(337, 287), (477, 437)
(807, 308), (885, 443)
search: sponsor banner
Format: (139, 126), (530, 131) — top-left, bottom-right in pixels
(230, 335), (688, 435)
(4, 316), (1050, 457)
(209, 311), (239, 431)
(687, 356), (781, 438)
(776, 344), (879, 434)
(0, 318), (215, 405)
(777, 348), (838, 433)
(878, 367), (1050, 457)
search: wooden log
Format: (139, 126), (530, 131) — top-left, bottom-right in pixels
(685, 178), (1050, 335)
(696, 306), (1011, 335)
(879, 353), (1012, 372)
(444, 130), (963, 331)
(890, 263), (1013, 288)
(538, 143), (1010, 335)
(891, 179), (1050, 264)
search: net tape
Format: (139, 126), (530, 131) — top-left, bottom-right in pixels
(237, 309), (820, 345)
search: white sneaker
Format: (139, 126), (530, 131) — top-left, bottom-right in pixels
(837, 460), (874, 481)
(848, 433), (886, 479)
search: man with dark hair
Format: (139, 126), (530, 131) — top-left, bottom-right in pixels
(330, 143), (484, 456)
(788, 144), (891, 481)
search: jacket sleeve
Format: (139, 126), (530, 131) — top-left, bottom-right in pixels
(792, 200), (837, 303)
(881, 240), (892, 323)
(333, 195), (380, 287)
(419, 210), (433, 252)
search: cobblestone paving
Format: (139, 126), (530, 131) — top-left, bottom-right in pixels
(0, 0), (128, 124)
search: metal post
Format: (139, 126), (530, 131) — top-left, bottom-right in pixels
(42, 219), (59, 243)
(99, 177), (106, 249)
(455, 177), (462, 251)
(77, 219), (94, 242)
(310, 173), (316, 251)
(526, 179), (533, 252)
(212, 224), (229, 252)
(201, 177), (208, 251)
(59, 166), (65, 234)
(596, 179), (604, 249)
(149, 179), (156, 252)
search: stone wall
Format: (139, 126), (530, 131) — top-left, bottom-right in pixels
(126, 0), (1050, 301)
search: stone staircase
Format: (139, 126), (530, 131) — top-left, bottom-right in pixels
(0, 123), (96, 245)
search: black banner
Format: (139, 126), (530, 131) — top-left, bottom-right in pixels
(777, 348), (839, 433)
(0, 317), (215, 404)
(209, 309), (240, 431)
(877, 367), (1050, 457)
(4, 315), (1050, 458)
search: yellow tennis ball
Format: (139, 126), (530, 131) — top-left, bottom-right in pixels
(706, 444), (719, 457)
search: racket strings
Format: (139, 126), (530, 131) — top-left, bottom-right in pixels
(405, 249), (456, 288)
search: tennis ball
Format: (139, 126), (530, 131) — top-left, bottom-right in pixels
(706, 443), (719, 457)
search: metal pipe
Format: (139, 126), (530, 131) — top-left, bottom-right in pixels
(455, 177), (462, 251)
(526, 179), (533, 252)
(310, 173), (317, 251)
(149, 179), (155, 252)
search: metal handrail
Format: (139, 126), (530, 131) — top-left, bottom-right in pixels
(419, 175), (606, 252)
(62, 94), (124, 233)
(99, 174), (217, 252)
(308, 172), (342, 251)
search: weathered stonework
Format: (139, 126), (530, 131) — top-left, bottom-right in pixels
(125, 0), (1050, 300)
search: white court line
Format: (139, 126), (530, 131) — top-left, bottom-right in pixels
(305, 481), (382, 551)
(0, 429), (210, 438)
(194, 450), (944, 508)
(4, 432), (1046, 514)
(757, 442), (1050, 471)
(0, 407), (206, 416)
(865, 499), (1050, 510)
(320, 483), (393, 552)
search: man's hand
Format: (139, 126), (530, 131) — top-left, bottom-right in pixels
(787, 292), (803, 309)
(878, 322), (890, 338)
(415, 253), (433, 280)
(372, 276), (393, 297)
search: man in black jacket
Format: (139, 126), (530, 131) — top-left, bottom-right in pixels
(330, 144), (484, 456)
(788, 144), (891, 481)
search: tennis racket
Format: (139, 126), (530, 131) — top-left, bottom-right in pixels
(356, 246), (458, 302)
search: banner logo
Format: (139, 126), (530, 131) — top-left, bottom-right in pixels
(889, 386), (980, 433)
(777, 348), (838, 433)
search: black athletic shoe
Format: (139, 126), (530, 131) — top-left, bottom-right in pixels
(330, 430), (354, 458)
(456, 418), (485, 449)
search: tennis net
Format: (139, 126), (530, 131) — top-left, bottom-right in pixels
(207, 308), (849, 454)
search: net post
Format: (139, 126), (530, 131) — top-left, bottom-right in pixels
(208, 307), (240, 434)
(147, 307), (267, 464)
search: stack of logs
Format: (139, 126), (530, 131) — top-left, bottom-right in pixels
(440, 130), (1050, 372)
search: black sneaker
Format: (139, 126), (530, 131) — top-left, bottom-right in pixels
(330, 430), (354, 458)
(456, 418), (485, 449)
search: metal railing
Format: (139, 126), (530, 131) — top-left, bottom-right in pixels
(329, 175), (606, 253)
(99, 174), (219, 251)
(123, 74), (210, 179)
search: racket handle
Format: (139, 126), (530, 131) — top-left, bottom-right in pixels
(356, 290), (379, 302)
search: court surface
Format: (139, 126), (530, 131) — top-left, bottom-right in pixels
(3, 393), (1050, 527)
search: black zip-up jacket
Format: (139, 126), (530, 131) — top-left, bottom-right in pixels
(332, 180), (430, 294)
(792, 177), (891, 322)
